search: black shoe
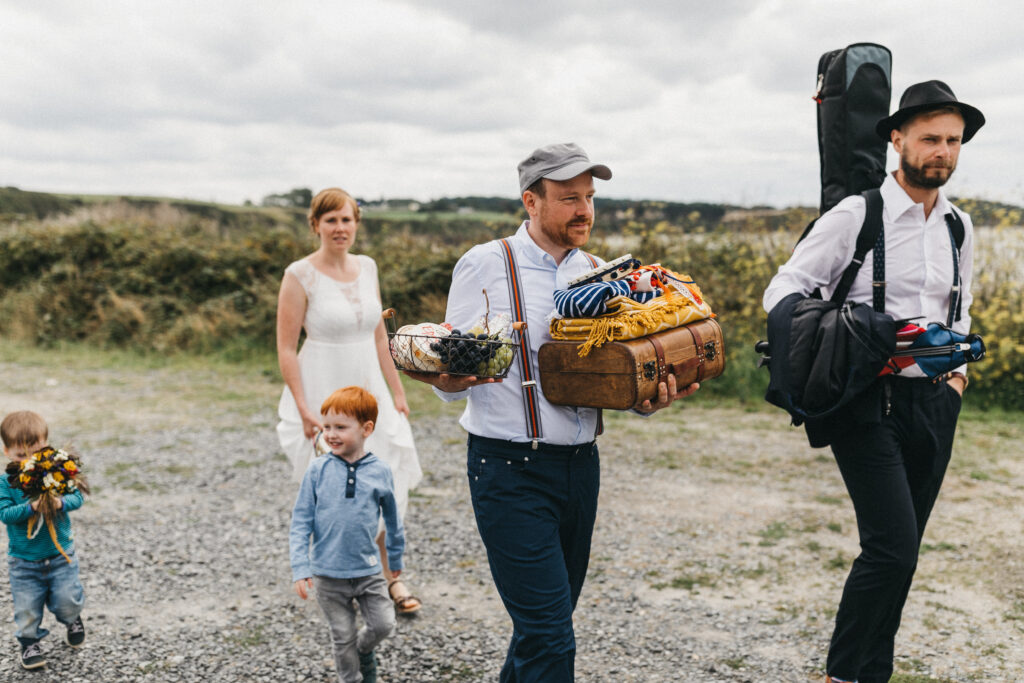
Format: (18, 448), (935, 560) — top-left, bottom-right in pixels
(65, 616), (86, 648)
(358, 649), (378, 683)
(20, 640), (46, 670)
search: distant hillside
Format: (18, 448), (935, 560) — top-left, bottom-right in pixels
(0, 186), (307, 233)
(2, 186), (1021, 232)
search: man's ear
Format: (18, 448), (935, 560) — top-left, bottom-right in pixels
(891, 128), (903, 155)
(522, 190), (539, 216)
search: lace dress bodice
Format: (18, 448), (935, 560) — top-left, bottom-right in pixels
(285, 256), (381, 344)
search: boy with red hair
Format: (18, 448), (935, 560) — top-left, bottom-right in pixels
(289, 386), (404, 683)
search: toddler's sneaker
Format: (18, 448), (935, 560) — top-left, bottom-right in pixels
(65, 616), (86, 648)
(20, 639), (46, 670)
(359, 649), (378, 683)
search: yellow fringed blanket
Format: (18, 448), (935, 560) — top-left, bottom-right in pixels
(549, 274), (714, 357)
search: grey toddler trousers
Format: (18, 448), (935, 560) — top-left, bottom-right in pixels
(314, 573), (395, 683)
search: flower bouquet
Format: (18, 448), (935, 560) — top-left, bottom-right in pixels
(4, 446), (89, 563)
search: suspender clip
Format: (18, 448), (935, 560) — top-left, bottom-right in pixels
(531, 439), (539, 450)
(521, 380), (537, 388)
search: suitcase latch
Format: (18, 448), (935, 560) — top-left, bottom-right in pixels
(643, 360), (658, 380)
(704, 341), (717, 361)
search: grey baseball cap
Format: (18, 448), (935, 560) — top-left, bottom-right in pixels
(517, 142), (612, 194)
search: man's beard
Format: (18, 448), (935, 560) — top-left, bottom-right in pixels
(901, 152), (956, 189)
(538, 215), (592, 249)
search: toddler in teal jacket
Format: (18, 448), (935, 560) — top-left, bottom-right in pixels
(1, 411), (87, 671)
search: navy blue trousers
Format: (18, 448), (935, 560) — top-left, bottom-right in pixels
(467, 434), (600, 683)
(826, 378), (962, 683)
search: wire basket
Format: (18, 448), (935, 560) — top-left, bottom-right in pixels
(383, 309), (524, 379)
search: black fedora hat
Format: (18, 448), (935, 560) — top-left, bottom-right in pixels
(876, 79), (985, 143)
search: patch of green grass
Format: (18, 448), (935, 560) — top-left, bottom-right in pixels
(721, 655), (746, 670)
(890, 673), (958, 683)
(97, 435), (135, 448)
(814, 494), (844, 505)
(1004, 599), (1024, 622)
(652, 572), (717, 591)
(159, 464), (196, 477)
(732, 563), (769, 580)
(826, 522), (842, 533)
(0, 337), (276, 375)
(227, 624), (268, 648)
(647, 449), (684, 470)
(436, 664), (483, 681)
(105, 462), (133, 477)
(826, 553), (847, 571)
(924, 600), (967, 615)
(757, 521), (789, 546)
(231, 459), (259, 468)
(920, 541), (957, 554)
(402, 375), (465, 419)
(760, 605), (798, 625)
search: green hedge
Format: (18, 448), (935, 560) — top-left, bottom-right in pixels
(2, 209), (1021, 410)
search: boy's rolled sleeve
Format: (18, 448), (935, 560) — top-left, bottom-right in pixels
(380, 485), (405, 573)
(288, 469), (317, 582)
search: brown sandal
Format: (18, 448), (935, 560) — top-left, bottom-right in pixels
(387, 579), (422, 614)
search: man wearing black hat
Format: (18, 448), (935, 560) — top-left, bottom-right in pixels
(764, 81), (984, 683)
(406, 142), (697, 682)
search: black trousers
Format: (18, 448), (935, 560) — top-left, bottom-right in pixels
(826, 378), (962, 683)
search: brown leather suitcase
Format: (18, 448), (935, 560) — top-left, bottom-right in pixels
(538, 318), (725, 410)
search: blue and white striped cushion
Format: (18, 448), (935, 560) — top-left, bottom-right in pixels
(553, 281), (658, 318)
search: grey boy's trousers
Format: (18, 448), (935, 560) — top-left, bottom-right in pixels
(314, 573), (395, 683)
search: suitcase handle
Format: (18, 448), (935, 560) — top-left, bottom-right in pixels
(647, 331), (709, 384)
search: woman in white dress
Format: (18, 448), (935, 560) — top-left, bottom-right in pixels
(276, 187), (423, 614)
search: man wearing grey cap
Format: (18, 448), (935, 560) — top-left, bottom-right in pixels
(406, 142), (697, 681)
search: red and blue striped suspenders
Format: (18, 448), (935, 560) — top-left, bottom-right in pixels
(499, 239), (600, 447)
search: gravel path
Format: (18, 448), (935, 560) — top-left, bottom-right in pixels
(0, 353), (1021, 682)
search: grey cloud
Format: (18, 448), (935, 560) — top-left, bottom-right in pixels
(1, 0), (1022, 206)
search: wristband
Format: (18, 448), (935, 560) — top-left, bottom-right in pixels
(945, 371), (968, 389)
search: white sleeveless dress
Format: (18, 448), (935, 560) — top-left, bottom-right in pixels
(276, 255), (421, 519)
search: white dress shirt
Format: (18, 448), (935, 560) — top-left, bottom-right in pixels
(435, 222), (603, 444)
(763, 173), (974, 378)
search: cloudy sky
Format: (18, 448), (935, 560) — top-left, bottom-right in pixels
(2, 1), (1021, 208)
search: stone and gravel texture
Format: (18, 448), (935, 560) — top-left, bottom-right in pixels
(0, 359), (1021, 681)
